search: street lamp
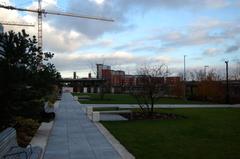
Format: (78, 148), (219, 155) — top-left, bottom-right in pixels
(204, 65), (209, 80)
(183, 55), (187, 100)
(225, 61), (229, 104)
(184, 55), (187, 81)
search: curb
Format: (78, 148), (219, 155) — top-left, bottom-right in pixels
(95, 122), (135, 159)
(30, 100), (59, 159)
(30, 121), (54, 159)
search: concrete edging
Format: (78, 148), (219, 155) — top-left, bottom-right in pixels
(30, 121), (54, 159)
(30, 100), (59, 159)
(95, 122), (135, 159)
(84, 104), (240, 108)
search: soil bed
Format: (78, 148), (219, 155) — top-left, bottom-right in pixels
(121, 112), (186, 120)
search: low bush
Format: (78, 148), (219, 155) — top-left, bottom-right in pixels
(18, 99), (45, 119)
(41, 112), (55, 122)
(14, 117), (40, 147)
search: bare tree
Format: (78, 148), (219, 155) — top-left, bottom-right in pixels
(206, 69), (221, 81)
(131, 64), (167, 116)
(231, 60), (240, 80)
(195, 70), (205, 81)
(88, 58), (106, 78)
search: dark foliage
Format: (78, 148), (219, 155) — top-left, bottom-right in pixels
(0, 30), (60, 130)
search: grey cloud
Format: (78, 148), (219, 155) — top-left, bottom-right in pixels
(113, 29), (227, 54)
(225, 45), (240, 53)
(45, 0), (130, 39)
(79, 39), (114, 50)
(191, 57), (203, 61)
(113, 43), (161, 53)
(113, 38), (146, 51)
(113, 44), (130, 51)
(145, 20), (239, 49)
(203, 48), (221, 56)
(129, 46), (160, 53)
(103, 17), (240, 57)
(128, 45), (175, 53)
(52, 51), (181, 76)
(158, 29), (227, 48)
(43, 0), (231, 39)
(53, 54), (144, 72)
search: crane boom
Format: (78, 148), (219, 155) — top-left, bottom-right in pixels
(0, 22), (34, 27)
(0, 4), (114, 22)
(45, 10), (114, 22)
(0, 3), (114, 50)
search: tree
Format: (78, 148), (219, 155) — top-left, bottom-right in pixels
(131, 65), (167, 116)
(231, 60), (240, 80)
(0, 30), (60, 128)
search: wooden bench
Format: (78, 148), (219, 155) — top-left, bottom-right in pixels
(0, 128), (42, 159)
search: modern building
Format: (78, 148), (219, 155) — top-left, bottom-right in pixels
(165, 77), (181, 85)
(60, 65), (240, 103)
(63, 64), (182, 95)
(124, 75), (137, 86)
(96, 64), (111, 79)
(96, 64), (177, 93)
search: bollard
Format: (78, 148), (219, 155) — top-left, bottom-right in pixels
(87, 107), (93, 120)
(83, 107), (87, 114)
(92, 112), (100, 122)
(73, 96), (78, 101)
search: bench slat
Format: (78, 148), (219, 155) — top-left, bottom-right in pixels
(0, 127), (42, 159)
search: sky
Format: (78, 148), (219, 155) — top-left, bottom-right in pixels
(0, 0), (240, 78)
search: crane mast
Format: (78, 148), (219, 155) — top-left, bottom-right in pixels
(38, 0), (42, 49)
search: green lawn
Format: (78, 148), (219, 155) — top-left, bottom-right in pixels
(102, 108), (240, 159)
(72, 93), (206, 104)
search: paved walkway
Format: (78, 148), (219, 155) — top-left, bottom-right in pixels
(43, 93), (121, 159)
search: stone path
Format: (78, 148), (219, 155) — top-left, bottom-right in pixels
(43, 93), (121, 159)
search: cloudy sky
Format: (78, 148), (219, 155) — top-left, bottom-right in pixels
(0, 0), (240, 78)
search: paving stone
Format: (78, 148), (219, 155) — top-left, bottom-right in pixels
(43, 93), (122, 159)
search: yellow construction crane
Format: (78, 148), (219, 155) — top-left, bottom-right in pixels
(0, 0), (113, 49)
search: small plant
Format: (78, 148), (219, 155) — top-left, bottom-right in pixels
(15, 117), (40, 147)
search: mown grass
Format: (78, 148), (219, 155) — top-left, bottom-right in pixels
(102, 108), (240, 159)
(72, 93), (206, 104)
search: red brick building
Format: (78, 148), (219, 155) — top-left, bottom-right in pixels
(96, 64), (181, 94)
(166, 77), (181, 85)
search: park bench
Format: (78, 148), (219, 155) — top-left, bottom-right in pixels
(0, 127), (42, 159)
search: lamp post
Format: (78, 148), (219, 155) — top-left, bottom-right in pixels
(225, 61), (229, 104)
(184, 55), (187, 81)
(183, 55), (187, 99)
(204, 65), (209, 80)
